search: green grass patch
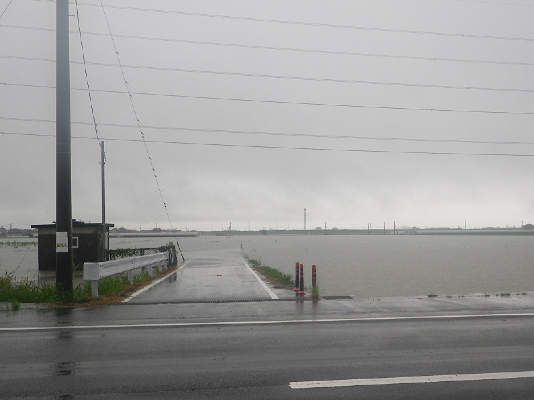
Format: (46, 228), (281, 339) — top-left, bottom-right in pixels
(246, 258), (293, 287)
(1, 266), (173, 307)
(0, 274), (90, 304)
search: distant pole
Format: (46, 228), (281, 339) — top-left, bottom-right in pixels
(100, 141), (106, 262)
(394, 221), (396, 235)
(304, 208), (307, 231)
(56, 0), (73, 296)
(324, 222), (326, 235)
(384, 222), (385, 235)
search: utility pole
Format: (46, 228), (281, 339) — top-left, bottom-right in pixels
(304, 208), (306, 231)
(100, 141), (106, 262)
(55, 0), (73, 296)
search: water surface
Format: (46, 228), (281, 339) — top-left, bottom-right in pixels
(2, 234), (533, 298)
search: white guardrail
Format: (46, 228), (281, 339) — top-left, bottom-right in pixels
(83, 252), (169, 298)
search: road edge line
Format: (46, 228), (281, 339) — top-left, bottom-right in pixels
(122, 261), (189, 303)
(243, 260), (279, 299)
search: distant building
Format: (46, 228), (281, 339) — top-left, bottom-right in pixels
(522, 223), (534, 230)
(31, 220), (114, 271)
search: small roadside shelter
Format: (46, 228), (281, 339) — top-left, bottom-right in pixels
(31, 220), (114, 271)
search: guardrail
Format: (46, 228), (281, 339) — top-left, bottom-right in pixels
(83, 252), (169, 298)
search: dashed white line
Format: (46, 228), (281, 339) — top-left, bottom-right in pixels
(290, 371), (534, 389)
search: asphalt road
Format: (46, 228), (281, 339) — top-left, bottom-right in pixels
(2, 309), (534, 399)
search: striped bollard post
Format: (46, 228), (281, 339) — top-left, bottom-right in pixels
(293, 262), (300, 292)
(298, 263), (305, 296)
(311, 264), (318, 298)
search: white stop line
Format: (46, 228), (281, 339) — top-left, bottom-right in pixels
(290, 371), (534, 389)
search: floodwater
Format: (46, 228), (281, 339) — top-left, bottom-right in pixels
(2, 234), (534, 298)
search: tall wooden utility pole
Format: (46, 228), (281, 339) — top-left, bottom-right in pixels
(56, 0), (73, 296)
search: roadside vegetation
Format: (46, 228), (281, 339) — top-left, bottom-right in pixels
(1, 266), (175, 309)
(247, 258), (294, 288)
(1, 244), (177, 309)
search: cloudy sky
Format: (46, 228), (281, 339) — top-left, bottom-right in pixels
(1, 0), (534, 231)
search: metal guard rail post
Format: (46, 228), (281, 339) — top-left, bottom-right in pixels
(83, 252), (169, 298)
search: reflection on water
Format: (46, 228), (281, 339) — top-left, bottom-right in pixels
(2, 234), (534, 297)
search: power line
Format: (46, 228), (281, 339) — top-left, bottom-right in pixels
(0, 0), (14, 20)
(73, 0), (100, 144)
(3, 59), (533, 94)
(2, 82), (532, 115)
(3, 115), (534, 146)
(3, 129), (534, 157)
(2, 25), (533, 68)
(76, 4), (534, 44)
(97, 0), (184, 261)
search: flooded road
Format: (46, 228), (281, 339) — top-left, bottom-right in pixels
(2, 234), (534, 298)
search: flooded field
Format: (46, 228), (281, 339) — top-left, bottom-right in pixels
(2, 234), (534, 298)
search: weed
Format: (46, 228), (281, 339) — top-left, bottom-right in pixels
(247, 258), (293, 287)
(246, 258), (262, 268)
(0, 267), (173, 306)
(10, 298), (20, 311)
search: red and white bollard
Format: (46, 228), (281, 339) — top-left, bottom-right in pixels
(293, 262), (300, 292)
(298, 263), (305, 296)
(311, 264), (318, 298)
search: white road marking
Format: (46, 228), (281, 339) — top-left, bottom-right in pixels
(122, 262), (188, 303)
(290, 371), (534, 389)
(243, 261), (279, 300)
(1, 312), (533, 332)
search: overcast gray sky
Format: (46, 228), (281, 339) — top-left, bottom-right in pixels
(1, 0), (534, 231)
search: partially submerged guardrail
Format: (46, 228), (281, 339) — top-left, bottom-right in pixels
(83, 252), (169, 298)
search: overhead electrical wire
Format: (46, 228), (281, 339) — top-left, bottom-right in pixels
(3, 115), (534, 146)
(0, 0), (14, 19)
(73, 0), (100, 144)
(2, 82), (532, 115)
(2, 59), (533, 94)
(96, 0), (184, 260)
(2, 24), (533, 68)
(3, 129), (534, 158)
(76, 4), (534, 44)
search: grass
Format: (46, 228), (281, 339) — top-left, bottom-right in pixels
(0, 266), (174, 308)
(246, 258), (294, 288)
(0, 274), (90, 304)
